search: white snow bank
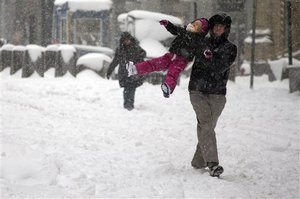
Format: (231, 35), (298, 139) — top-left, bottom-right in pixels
(76, 69), (104, 79)
(58, 45), (76, 63)
(76, 53), (111, 71)
(245, 29), (272, 44)
(0, 67), (11, 78)
(240, 57), (300, 79)
(240, 61), (251, 75)
(0, 75), (299, 198)
(287, 58), (300, 68)
(139, 38), (168, 58)
(43, 68), (56, 78)
(54, 0), (112, 12)
(268, 58), (286, 80)
(119, 10), (183, 42)
(13, 45), (27, 51)
(1, 143), (59, 186)
(27, 45), (45, 62)
(46, 45), (60, 52)
(127, 10), (182, 25)
(249, 28), (271, 35)
(1, 44), (15, 51)
(73, 44), (114, 56)
(245, 36), (272, 43)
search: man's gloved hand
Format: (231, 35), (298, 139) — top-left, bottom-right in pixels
(159, 20), (168, 26)
(203, 49), (213, 59)
(106, 73), (111, 79)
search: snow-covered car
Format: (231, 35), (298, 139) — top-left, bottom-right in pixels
(118, 10), (183, 59)
(76, 53), (112, 78)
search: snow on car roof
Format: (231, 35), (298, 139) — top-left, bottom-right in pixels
(54, 0), (112, 12)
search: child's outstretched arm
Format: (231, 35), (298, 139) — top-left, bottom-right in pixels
(159, 20), (185, 36)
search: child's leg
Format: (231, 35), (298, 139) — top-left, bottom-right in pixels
(135, 52), (174, 75)
(164, 55), (189, 93)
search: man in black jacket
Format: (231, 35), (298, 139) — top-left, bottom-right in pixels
(188, 13), (237, 177)
(107, 32), (146, 111)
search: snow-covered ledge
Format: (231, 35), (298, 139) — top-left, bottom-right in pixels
(54, 0), (112, 12)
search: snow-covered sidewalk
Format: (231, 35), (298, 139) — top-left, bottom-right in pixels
(1, 70), (299, 198)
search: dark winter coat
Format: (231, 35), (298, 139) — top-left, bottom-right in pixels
(107, 32), (146, 88)
(188, 34), (237, 95)
(165, 21), (206, 61)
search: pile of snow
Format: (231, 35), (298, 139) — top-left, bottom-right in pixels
(118, 10), (183, 42)
(139, 38), (168, 58)
(12, 45), (27, 52)
(126, 10), (182, 24)
(249, 28), (271, 35)
(76, 53), (111, 71)
(1, 143), (59, 186)
(58, 45), (76, 64)
(240, 60), (251, 75)
(1, 44), (15, 51)
(54, 0), (112, 12)
(26, 45), (45, 62)
(268, 58), (287, 80)
(245, 29), (272, 44)
(46, 45), (60, 52)
(118, 10), (183, 59)
(245, 36), (272, 43)
(240, 57), (300, 79)
(0, 73), (299, 198)
(72, 44), (114, 57)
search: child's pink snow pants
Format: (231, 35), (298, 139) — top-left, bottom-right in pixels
(135, 52), (189, 93)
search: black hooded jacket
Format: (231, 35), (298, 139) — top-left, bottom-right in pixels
(165, 21), (207, 61)
(188, 14), (237, 95)
(107, 32), (146, 88)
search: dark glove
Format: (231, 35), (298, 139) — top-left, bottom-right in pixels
(203, 49), (213, 59)
(106, 73), (111, 79)
(159, 20), (168, 26)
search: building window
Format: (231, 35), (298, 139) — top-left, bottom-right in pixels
(60, 18), (67, 43)
(74, 18), (101, 46)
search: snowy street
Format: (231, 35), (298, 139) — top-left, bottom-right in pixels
(1, 69), (299, 198)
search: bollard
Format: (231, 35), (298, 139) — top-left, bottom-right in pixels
(0, 44), (14, 72)
(22, 50), (34, 77)
(56, 45), (77, 77)
(23, 45), (45, 77)
(288, 66), (300, 93)
(11, 46), (26, 75)
(145, 72), (165, 85)
(44, 45), (59, 76)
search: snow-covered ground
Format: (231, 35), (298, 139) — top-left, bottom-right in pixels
(0, 68), (299, 198)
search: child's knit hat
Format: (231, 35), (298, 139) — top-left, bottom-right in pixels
(198, 18), (209, 34)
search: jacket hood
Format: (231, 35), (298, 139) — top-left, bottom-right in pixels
(120, 32), (139, 47)
(209, 13), (232, 40)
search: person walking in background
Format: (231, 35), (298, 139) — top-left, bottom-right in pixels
(126, 18), (209, 98)
(107, 32), (146, 111)
(0, 38), (7, 47)
(189, 13), (237, 177)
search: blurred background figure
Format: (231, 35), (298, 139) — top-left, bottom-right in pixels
(0, 38), (8, 47)
(106, 32), (146, 111)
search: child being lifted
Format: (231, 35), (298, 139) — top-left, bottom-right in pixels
(126, 18), (209, 98)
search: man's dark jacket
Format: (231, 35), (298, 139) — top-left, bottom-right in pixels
(188, 35), (237, 95)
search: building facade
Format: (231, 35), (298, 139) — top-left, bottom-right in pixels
(1, 0), (299, 66)
(244, 0), (300, 62)
(0, 0), (54, 46)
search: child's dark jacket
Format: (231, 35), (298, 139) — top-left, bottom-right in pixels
(165, 21), (206, 61)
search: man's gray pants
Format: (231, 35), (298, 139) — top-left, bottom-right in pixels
(189, 91), (226, 168)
